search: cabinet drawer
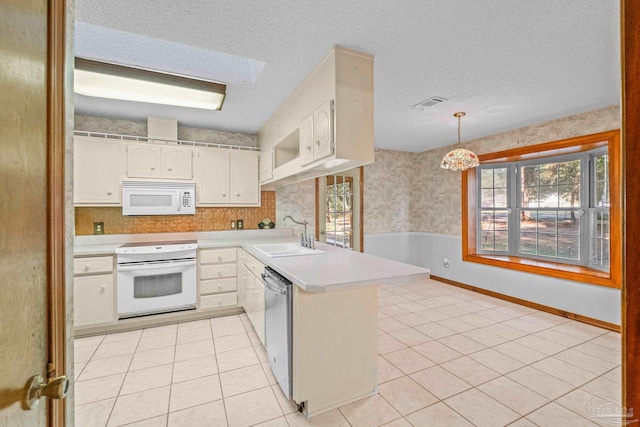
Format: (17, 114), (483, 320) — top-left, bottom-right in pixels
(243, 253), (265, 276)
(200, 292), (238, 310)
(200, 263), (237, 280)
(201, 278), (237, 295)
(200, 247), (237, 264)
(74, 256), (113, 275)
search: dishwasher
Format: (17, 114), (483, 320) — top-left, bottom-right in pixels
(262, 267), (293, 400)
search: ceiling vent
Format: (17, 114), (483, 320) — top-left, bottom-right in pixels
(413, 96), (447, 110)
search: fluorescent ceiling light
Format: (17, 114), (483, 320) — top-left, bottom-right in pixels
(74, 58), (226, 110)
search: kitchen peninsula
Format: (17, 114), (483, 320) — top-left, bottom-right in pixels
(74, 229), (430, 416)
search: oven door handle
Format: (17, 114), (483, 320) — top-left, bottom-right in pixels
(117, 259), (195, 271)
(262, 273), (287, 295)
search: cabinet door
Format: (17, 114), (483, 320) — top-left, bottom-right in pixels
(260, 149), (274, 182)
(162, 146), (193, 180)
(230, 152), (259, 204)
(253, 275), (266, 345)
(313, 100), (334, 162)
(74, 137), (121, 204)
(196, 149), (230, 204)
(127, 143), (162, 178)
(74, 274), (114, 327)
(299, 114), (314, 166)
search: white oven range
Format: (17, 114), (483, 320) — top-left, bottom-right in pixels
(115, 241), (198, 318)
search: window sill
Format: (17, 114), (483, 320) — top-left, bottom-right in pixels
(462, 253), (619, 289)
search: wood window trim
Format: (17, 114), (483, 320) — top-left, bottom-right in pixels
(462, 130), (622, 289)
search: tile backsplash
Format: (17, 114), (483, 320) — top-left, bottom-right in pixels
(75, 191), (276, 235)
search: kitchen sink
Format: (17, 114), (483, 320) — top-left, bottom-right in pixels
(253, 243), (326, 258)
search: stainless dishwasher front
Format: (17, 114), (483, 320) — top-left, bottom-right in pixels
(262, 267), (293, 400)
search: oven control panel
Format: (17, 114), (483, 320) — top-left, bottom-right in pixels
(116, 241), (198, 255)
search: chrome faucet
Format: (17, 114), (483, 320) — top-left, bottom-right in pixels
(282, 215), (314, 249)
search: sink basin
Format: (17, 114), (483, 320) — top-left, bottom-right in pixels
(253, 243), (326, 258)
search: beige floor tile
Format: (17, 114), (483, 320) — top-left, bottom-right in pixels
(107, 386), (170, 427)
(602, 366), (622, 384)
(220, 364), (269, 397)
(380, 418), (413, 427)
(478, 376), (549, 415)
(520, 312), (569, 328)
(74, 362), (87, 381)
(508, 419), (538, 427)
(492, 341), (547, 364)
(75, 373), (125, 406)
(436, 318), (476, 333)
(482, 322), (528, 339)
(125, 416), (168, 427)
(445, 388), (519, 427)
(397, 301), (430, 313)
(177, 326), (213, 345)
(378, 376), (438, 415)
(592, 332), (621, 350)
(102, 330), (142, 343)
(417, 309), (450, 322)
(383, 348), (434, 374)
(468, 348), (525, 375)
(394, 313), (431, 327)
(178, 319), (211, 331)
(378, 317), (410, 333)
(457, 313), (497, 327)
(168, 400), (227, 427)
(502, 318), (548, 334)
(532, 357), (597, 387)
(551, 321), (608, 341)
(377, 356), (404, 384)
(526, 402), (599, 427)
(581, 376), (622, 404)
(287, 409), (350, 426)
(211, 320), (247, 338)
(224, 386), (283, 427)
(214, 332), (252, 353)
(175, 339), (214, 362)
(120, 363), (173, 395)
(506, 366), (574, 399)
(216, 347), (259, 372)
(433, 305), (471, 318)
(92, 338), (140, 360)
(255, 345), (268, 363)
(141, 324), (178, 338)
(554, 348), (618, 375)
(78, 354), (133, 381)
(74, 335), (105, 348)
(414, 323), (457, 340)
(410, 366), (472, 400)
(556, 388), (613, 421)
(412, 340), (463, 364)
(272, 384), (298, 415)
(379, 305), (411, 317)
(574, 341), (622, 365)
(405, 402), (473, 427)
(338, 394), (401, 427)
(169, 375), (222, 412)
(514, 335), (568, 355)
(262, 362), (279, 385)
(378, 311), (390, 319)
(172, 355), (218, 383)
(385, 295), (410, 305)
(441, 356), (500, 386)
(75, 345), (98, 363)
(137, 332), (177, 352)
(130, 346), (175, 371)
(378, 333), (408, 354)
(75, 398), (115, 427)
(533, 328), (586, 347)
(438, 334), (487, 355)
(388, 328), (431, 347)
(461, 328), (508, 347)
(476, 309), (518, 323)
(254, 417), (289, 427)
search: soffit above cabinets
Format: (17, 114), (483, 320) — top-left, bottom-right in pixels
(75, 0), (620, 152)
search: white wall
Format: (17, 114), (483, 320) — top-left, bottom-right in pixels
(365, 232), (621, 325)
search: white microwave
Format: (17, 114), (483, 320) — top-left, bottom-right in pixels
(122, 181), (195, 215)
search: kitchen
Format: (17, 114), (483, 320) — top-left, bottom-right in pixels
(0, 0), (632, 425)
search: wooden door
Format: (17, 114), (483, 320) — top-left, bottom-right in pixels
(74, 137), (121, 204)
(230, 152), (259, 204)
(312, 100), (334, 162)
(126, 143), (162, 178)
(162, 146), (193, 180)
(299, 114), (314, 165)
(0, 0), (68, 425)
(196, 149), (229, 204)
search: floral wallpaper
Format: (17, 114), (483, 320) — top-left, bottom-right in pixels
(275, 179), (316, 237)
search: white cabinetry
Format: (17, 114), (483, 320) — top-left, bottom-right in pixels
(240, 250), (266, 345)
(199, 248), (239, 312)
(260, 149), (274, 183)
(196, 149), (260, 206)
(126, 143), (193, 180)
(300, 99), (333, 166)
(74, 255), (115, 328)
(73, 137), (121, 205)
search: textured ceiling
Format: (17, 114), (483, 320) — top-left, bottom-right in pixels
(74, 0), (620, 152)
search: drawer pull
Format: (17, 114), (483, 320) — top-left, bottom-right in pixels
(217, 255), (222, 261)
(84, 264), (90, 271)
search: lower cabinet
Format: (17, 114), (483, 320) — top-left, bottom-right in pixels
(199, 248), (239, 312)
(74, 255), (115, 328)
(241, 251), (266, 345)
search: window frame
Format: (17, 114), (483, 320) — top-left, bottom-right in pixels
(462, 130), (621, 289)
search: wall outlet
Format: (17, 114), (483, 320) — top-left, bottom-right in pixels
(230, 220), (236, 230)
(237, 219), (244, 230)
(443, 257), (450, 268)
(93, 222), (104, 235)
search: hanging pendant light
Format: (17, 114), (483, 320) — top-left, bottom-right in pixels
(440, 112), (479, 171)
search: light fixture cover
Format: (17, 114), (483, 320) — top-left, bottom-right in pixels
(440, 111), (479, 171)
(74, 58), (226, 110)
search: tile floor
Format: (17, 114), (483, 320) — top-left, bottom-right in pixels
(74, 278), (622, 427)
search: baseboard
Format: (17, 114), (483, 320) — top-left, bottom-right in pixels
(430, 275), (621, 333)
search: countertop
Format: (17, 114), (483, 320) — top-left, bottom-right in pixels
(75, 230), (430, 292)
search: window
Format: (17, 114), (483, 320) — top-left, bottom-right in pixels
(462, 130), (620, 288)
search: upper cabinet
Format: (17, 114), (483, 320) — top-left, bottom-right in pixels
(74, 136), (121, 205)
(126, 143), (193, 180)
(195, 148), (260, 206)
(258, 47), (374, 188)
